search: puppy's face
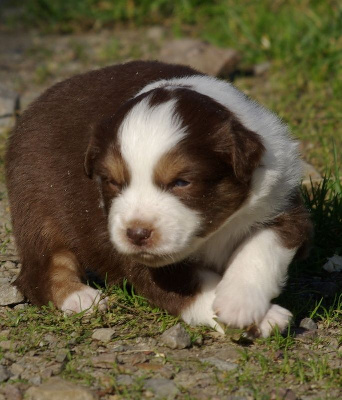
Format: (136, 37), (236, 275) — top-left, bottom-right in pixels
(85, 88), (264, 267)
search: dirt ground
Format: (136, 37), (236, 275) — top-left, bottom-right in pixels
(0, 28), (341, 400)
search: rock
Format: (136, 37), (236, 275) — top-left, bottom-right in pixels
(55, 349), (69, 363)
(323, 255), (342, 273)
(25, 377), (96, 400)
(14, 303), (28, 310)
(91, 353), (117, 368)
(159, 39), (240, 77)
(116, 374), (133, 386)
(0, 384), (22, 400)
(91, 328), (115, 343)
(9, 363), (25, 376)
(29, 376), (42, 386)
(0, 365), (10, 382)
(0, 83), (18, 117)
(144, 378), (179, 399)
(160, 324), (191, 349)
(200, 357), (238, 371)
(299, 318), (318, 331)
(270, 388), (297, 400)
(1, 261), (16, 270)
(0, 341), (13, 350)
(0, 283), (24, 306)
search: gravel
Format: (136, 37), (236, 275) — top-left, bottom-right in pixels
(159, 323), (191, 349)
(200, 357), (239, 372)
(144, 377), (179, 399)
(0, 283), (24, 306)
(91, 328), (116, 343)
(299, 318), (318, 331)
(0, 366), (10, 383)
(25, 378), (96, 400)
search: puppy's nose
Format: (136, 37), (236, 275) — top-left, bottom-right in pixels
(126, 227), (152, 246)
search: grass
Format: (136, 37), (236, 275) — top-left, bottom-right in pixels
(0, 176), (339, 399)
(2, 1), (342, 169)
(0, 1), (341, 398)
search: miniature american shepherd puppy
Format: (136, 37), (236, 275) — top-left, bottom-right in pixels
(6, 61), (312, 337)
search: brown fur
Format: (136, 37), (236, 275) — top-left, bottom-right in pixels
(5, 60), (308, 318)
(270, 193), (313, 259)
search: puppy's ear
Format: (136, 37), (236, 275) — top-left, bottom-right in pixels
(84, 124), (103, 178)
(216, 118), (265, 183)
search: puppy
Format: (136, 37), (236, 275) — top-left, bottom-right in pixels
(6, 61), (312, 337)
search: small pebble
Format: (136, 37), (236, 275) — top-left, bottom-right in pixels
(200, 357), (238, 371)
(0, 365), (10, 383)
(299, 318), (318, 331)
(144, 378), (179, 399)
(160, 324), (191, 349)
(91, 328), (116, 343)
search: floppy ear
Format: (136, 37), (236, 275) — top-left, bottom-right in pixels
(216, 117), (265, 183)
(84, 124), (104, 178)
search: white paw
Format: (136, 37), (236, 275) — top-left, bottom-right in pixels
(258, 304), (292, 338)
(181, 270), (224, 334)
(213, 281), (269, 329)
(61, 286), (108, 314)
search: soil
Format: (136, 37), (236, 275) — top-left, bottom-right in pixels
(0, 28), (341, 400)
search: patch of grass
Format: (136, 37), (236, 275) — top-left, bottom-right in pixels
(3, 1), (341, 168)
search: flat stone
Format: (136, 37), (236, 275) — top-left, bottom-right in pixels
(55, 349), (69, 363)
(9, 363), (25, 376)
(116, 374), (133, 386)
(0, 384), (22, 400)
(270, 388), (297, 400)
(159, 39), (240, 77)
(91, 328), (115, 343)
(200, 357), (238, 371)
(160, 323), (191, 349)
(144, 378), (179, 399)
(0, 283), (24, 306)
(91, 353), (117, 368)
(0, 365), (10, 382)
(323, 255), (342, 273)
(299, 318), (318, 331)
(0, 341), (14, 350)
(25, 377), (95, 400)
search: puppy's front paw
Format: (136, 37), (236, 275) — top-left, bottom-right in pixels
(61, 286), (108, 314)
(213, 282), (269, 329)
(181, 270), (224, 333)
(258, 304), (292, 338)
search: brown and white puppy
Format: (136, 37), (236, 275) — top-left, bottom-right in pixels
(6, 61), (312, 337)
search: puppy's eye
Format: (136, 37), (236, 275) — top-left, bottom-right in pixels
(170, 179), (190, 188)
(103, 177), (121, 190)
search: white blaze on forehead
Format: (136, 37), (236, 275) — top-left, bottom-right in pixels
(108, 94), (203, 261)
(118, 97), (186, 183)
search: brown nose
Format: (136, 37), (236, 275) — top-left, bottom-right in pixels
(126, 227), (152, 246)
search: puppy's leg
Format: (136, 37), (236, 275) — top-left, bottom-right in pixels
(15, 250), (108, 313)
(50, 251), (108, 313)
(213, 228), (295, 330)
(125, 262), (223, 332)
(213, 197), (312, 336)
(181, 270), (224, 333)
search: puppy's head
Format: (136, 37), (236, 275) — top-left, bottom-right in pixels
(85, 87), (264, 267)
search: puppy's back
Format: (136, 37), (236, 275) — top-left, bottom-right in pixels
(5, 61), (201, 302)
